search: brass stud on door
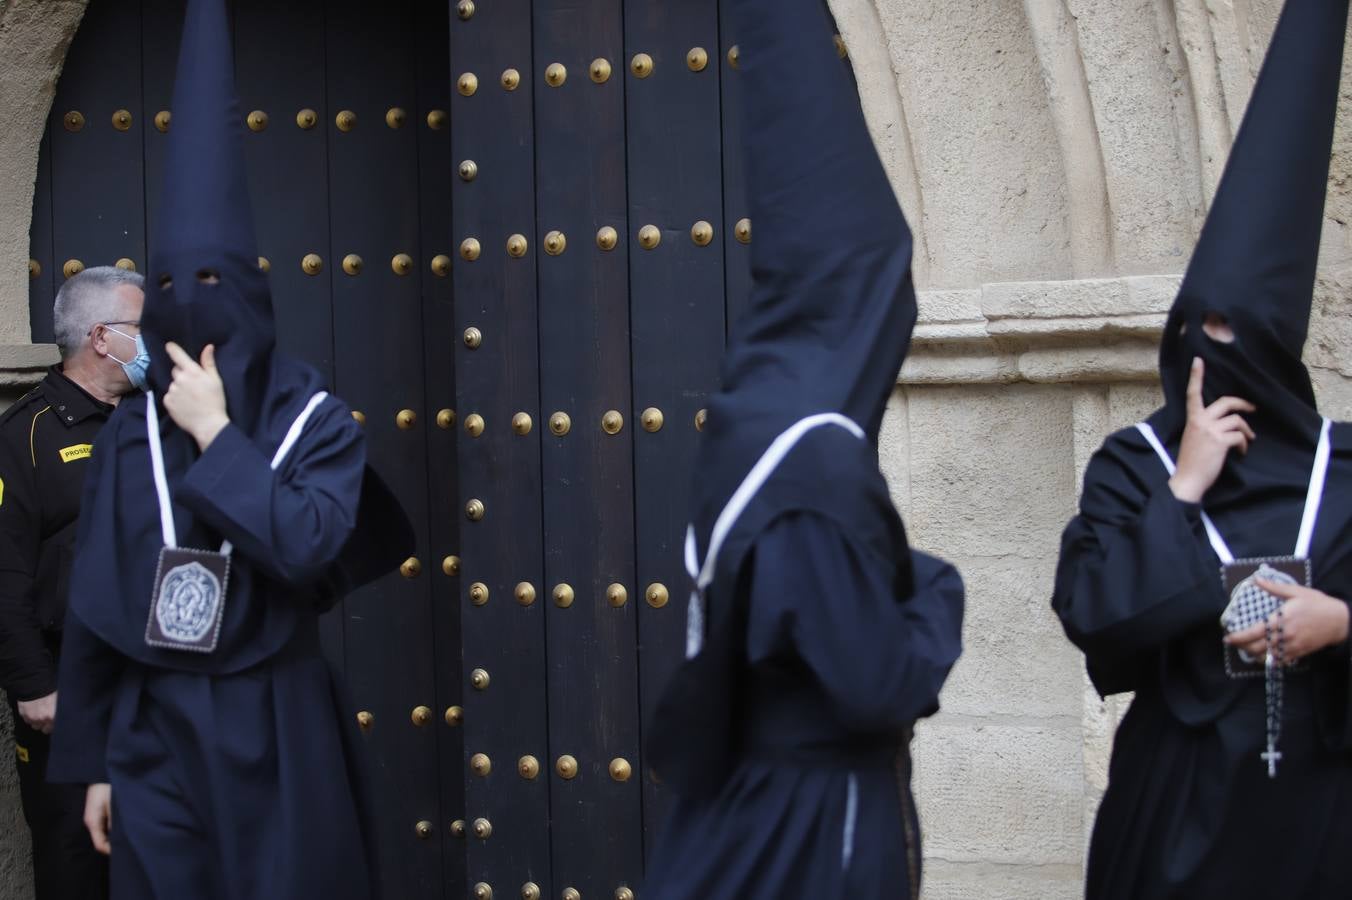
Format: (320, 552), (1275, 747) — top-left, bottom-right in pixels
(735, 218), (752, 244)
(512, 413), (534, 435)
(458, 160), (478, 182)
(544, 231), (567, 256)
(336, 110), (356, 131)
(470, 753), (492, 777)
(522, 883), (542, 900)
(472, 818), (493, 839)
(607, 584), (628, 608)
(258, 256), (271, 272)
(296, 108), (317, 130)
(474, 884), (493, 900)
(460, 238), (481, 261)
(695, 408), (708, 431)
(397, 409), (418, 429)
(616, 890), (635, 900)
(469, 582), (489, 606)
(465, 499), (486, 522)
(609, 758), (632, 782)
(549, 412), (571, 436)
(456, 0), (475, 20)
(691, 221), (714, 247)
(501, 69), (521, 91)
(63, 111), (85, 132)
(507, 234), (529, 258)
(112, 109), (133, 131)
(415, 821), (433, 839)
(563, 889), (581, 900)
(518, 755), (541, 780)
(602, 411), (624, 435)
(727, 45), (741, 69)
(641, 408), (664, 432)
(556, 755), (579, 780)
(515, 582), (537, 606)
(342, 254), (363, 276)
(385, 107), (406, 129)
(638, 225), (661, 250)
(465, 413), (485, 437)
(427, 109), (448, 130)
(646, 583), (670, 609)
(115, 258), (137, 272)
(464, 327), (483, 349)
(590, 58), (612, 84)
(470, 668), (490, 690)
(411, 705), (432, 726)
(596, 226), (619, 251)
(458, 73), (479, 96)
(400, 557), (422, 578)
(431, 254), (452, 276)
(545, 63), (567, 87)
(437, 409), (457, 430)
(351, 410), (367, 426)
(155, 110), (172, 132)
(356, 711), (374, 732)
(687, 47), (709, 72)
(443, 555), (461, 577)
(450, 819), (467, 838)
(63, 259), (85, 279)
(552, 584), (574, 609)
(631, 53), (654, 78)
(246, 110), (268, 132)
(28, 260), (40, 280)
(445, 705), (464, 726)
(392, 253), (413, 275)
(302, 253), (323, 275)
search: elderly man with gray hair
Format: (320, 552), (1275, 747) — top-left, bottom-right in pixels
(0, 265), (143, 899)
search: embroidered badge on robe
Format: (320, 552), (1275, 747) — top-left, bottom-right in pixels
(145, 547), (231, 653)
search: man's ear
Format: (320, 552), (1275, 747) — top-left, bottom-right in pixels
(88, 324), (111, 358)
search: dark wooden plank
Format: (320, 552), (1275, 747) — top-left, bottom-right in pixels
(718, 0), (752, 330)
(451, 0), (552, 895)
(532, 2), (643, 896)
(622, 0), (728, 853)
(140, 0), (184, 255)
(50, 0), (146, 278)
(413, 1), (466, 895)
(234, 0), (333, 379)
(325, 0), (442, 895)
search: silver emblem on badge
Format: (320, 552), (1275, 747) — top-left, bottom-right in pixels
(155, 561), (222, 644)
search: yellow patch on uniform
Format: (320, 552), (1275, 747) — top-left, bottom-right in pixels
(59, 443), (93, 463)
(14, 743), (29, 764)
(0, 475), (4, 507)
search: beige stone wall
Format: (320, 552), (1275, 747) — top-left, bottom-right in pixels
(0, 2), (1348, 899)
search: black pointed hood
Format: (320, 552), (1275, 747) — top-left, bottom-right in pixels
(1158, 0), (1348, 448)
(691, 0), (918, 546)
(141, 0), (277, 433)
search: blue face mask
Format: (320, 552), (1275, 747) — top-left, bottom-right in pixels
(106, 328), (151, 392)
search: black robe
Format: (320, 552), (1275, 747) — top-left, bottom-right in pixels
(1055, 420), (1352, 899)
(645, 513), (963, 900)
(49, 392), (380, 900)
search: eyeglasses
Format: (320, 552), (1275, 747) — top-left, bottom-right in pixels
(88, 321), (141, 337)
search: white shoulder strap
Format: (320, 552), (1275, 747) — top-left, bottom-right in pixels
(147, 392), (330, 554)
(683, 412), (866, 658)
(1135, 418), (1333, 565)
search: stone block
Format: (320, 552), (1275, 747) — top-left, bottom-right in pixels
(920, 861), (1084, 900)
(912, 721), (1084, 866)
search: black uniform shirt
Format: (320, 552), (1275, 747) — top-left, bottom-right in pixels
(0, 366), (113, 701)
